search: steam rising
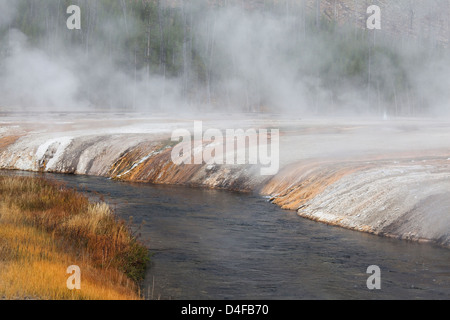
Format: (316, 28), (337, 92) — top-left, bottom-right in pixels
(0, 0), (449, 116)
(1, 29), (80, 111)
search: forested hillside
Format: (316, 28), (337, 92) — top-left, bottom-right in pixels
(0, 0), (449, 116)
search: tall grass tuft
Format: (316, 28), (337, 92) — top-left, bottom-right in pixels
(0, 176), (149, 300)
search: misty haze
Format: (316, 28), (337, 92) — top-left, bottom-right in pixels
(0, 0), (449, 302)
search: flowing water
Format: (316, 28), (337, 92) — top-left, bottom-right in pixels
(1, 170), (449, 300)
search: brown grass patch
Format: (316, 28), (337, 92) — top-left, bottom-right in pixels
(0, 176), (148, 300)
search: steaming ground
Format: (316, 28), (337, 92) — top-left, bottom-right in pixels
(0, 113), (449, 247)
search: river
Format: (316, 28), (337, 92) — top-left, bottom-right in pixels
(1, 170), (449, 300)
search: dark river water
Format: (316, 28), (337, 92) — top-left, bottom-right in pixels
(1, 171), (449, 300)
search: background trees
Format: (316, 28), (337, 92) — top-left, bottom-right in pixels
(0, 0), (448, 116)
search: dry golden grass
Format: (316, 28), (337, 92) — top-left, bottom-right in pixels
(0, 176), (148, 300)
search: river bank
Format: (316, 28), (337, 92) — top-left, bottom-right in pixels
(0, 175), (147, 300)
(3, 170), (448, 300)
(1, 113), (449, 247)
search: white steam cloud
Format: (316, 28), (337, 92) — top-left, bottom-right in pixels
(0, 0), (448, 117)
